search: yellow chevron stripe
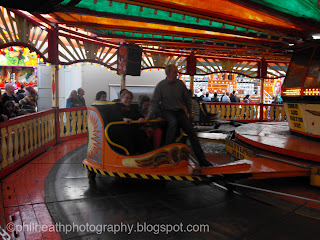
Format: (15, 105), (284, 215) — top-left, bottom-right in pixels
(118, 172), (126, 178)
(139, 174), (149, 179)
(83, 164), (202, 182)
(185, 176), (195, 181)
(163, 175), (172, 180)
(174, 176), (183, 181)
(151, 175), (160, 180)
(128, 173), (138, 178)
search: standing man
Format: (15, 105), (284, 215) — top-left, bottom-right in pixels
(230, 91), (240, 102)
(77, 88), (86, 106)
(147, 64), (213, 168)
(17, 84), (26, 100)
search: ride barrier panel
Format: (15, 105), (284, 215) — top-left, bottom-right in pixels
(0, 107), (88, 179)
(204, 102), (286, 122)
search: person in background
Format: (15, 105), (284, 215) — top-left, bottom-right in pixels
(19, 86), (38, 113)
(192, 90), (220, 121)
(278, 96), (283, 104)
(0, 93), (9, 122)
(243, 94), (252, 103)
(17, 84), (26, 100)
(221, 92), (231, 102)
(146, 64), (213, 168)
(3, 83), (25, 116)
(196, 88), (204, 98)
(211, 92), (219, 102)
(202, 93), (211, 102)
(96, 91), (107, 101)
(138, 95), (163, 149)
(77, 88), (86, 106)
(230, 91), (240, 102)
(66, 90), (80, 107)
(4, 101), (16, 118)
(271, 95), (279, 104)
(2, 83), (19, 107)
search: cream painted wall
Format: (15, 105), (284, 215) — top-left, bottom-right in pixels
(38, 64), (167, 110)
(81, 65), (166, 105)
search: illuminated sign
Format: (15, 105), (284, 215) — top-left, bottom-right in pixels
(285, 103), (306, 132)
(0, 46), (37, 67)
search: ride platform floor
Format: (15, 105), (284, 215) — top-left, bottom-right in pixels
(235, 122), (320, 162)
(1, 137), (320, 240)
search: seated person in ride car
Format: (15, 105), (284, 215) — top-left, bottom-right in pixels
(110, 90), (152, 155)
(96, 91), (107, 101)
(112, 88), (127, 102)
(138, 95), (163, 149)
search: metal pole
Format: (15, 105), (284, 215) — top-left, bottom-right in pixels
(260, 78), (265, 104)
(190, 75), (194, 94)
(121, 74), (126, 89)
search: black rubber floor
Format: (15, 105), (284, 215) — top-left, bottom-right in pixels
(45, 144), (320, 240)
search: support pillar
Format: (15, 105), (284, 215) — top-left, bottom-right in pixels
(260, 59), (267, 104)
(190, 75), (194, 94)
(260, 78), (265, 103)
(121, 74), (126, 89)
(51, 65), (59, 108)
(51, 65), (60, 141)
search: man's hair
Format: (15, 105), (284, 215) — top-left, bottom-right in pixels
(165, 64), (176, 74)
(77, 88), (83, 94)
(5, 83), (13, 91)
(232, 90), (236, 94)
(21, 84), (25, 89)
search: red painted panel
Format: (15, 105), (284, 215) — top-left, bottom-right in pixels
(2, 183), (18, 208)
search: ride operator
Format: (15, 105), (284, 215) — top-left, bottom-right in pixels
(146, 64), (213, 168)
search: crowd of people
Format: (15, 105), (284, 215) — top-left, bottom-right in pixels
(0, 83), (38, 122)
(195, 90), (244, 103)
